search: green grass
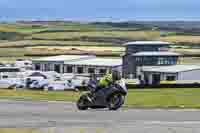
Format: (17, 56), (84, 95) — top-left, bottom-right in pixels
(0, 24), (48, 34)
(0, 89), (80, 102)
(30, 31), (160, 41)
(1, 88), (200, 109)
(0, 22), (152, 35)
(0, 128), (101, 133)
(126, 89), (200, 109)
(0, 40), (117, 47)
(0, 129), (41, 133)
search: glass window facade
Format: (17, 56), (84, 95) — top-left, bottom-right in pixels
(158, 57), (177, 65)
(88, 68), (95, 74)
(135, 56), (178, 66)
(66, 66), (73, 73)
(35, 64), (41, 70)
(99, 69), (107, 74)
(166, 75), (176, 81)
(44, 64), (51, 71)
(77, 67), (84, 74)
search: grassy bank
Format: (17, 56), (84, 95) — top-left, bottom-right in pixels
(1, 22), (200, 63)
(1, 88), (200, 109)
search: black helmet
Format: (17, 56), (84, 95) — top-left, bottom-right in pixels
(112, 70), (122, 81)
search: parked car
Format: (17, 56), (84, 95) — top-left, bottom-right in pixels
(71, 76), (90, 88)
(14, 76), (48, 90)
(29, 79), (49, 90)
(44, 80), (75, 91)
(0, 78), (22, 89)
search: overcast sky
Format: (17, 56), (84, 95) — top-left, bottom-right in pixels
(0, 0), (199, 21)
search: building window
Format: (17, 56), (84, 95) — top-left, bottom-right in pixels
(88, 68), (95, 74)
(54, 64), (61, 73)
(136, 57), (140, 62)
(158, 57), (165, 65)
(77, 67), (84, 74)
(2, 75), (8, 79)
(44, 64), (49, 71)
(99, 69), (107, 74)
(169, 57), (177, 65)
(166, 75), (176, 81)
(48, 64), (52, 71)
(66, 66), (73, 73)
(35, 64), (41, 70)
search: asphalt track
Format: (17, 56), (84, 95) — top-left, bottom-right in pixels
(0, 100), (200, 133)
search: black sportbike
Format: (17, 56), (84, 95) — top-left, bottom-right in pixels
(77, 80), (127, 110)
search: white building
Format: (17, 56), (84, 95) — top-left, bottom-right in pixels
(64, 57), (122, 75)
(32, 55), (122, 76)
(0, 67), (20, 79)
(32, 55), (95, 73)
(140, 65), (200, 85)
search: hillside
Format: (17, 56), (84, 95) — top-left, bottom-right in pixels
(0, 21), (200, 62)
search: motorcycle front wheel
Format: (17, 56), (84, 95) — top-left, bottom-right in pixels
(108, 93), (125, 110)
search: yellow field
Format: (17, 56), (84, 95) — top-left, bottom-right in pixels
(160, 35), (200, 44)
(171, 48), (200, 54)
(29, 46), (125, 52)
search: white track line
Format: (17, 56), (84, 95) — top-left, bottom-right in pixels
(142, 121), (200, 125)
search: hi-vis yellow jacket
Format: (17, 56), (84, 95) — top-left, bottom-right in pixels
(99, 73), (113, 87)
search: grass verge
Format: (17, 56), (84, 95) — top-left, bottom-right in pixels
(126, 89), (200, 109)
(0, 129), (41, 133)
(0, 89), (80, 102)
(1, 88), (200, 109)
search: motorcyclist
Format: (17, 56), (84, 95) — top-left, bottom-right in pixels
(87, 70), (122, 102)
(95, 70), (122, 93)
(98, 70), (122, 89)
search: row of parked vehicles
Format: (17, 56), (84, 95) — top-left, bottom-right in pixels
(0, 70), (90, 91)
